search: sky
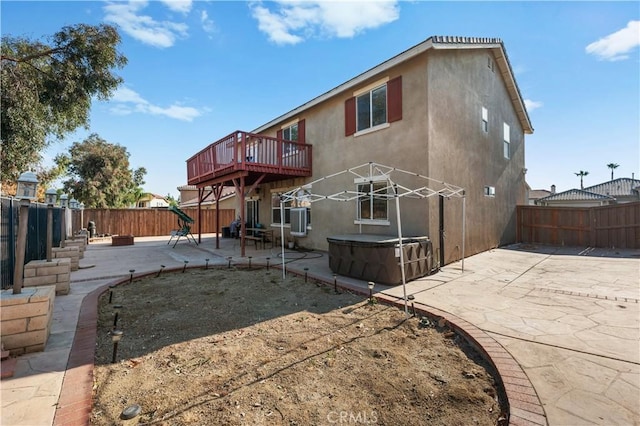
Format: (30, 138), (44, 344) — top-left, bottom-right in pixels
(2, 1), (639, 198)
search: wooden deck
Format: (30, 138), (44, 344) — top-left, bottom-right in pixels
(187, 131), (312, 187)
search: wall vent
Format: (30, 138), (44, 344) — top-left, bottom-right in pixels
(290, 208), (307, 237)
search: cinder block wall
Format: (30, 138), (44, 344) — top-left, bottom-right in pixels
(62, 239), (85, 259)
(23, 259), (71, 295)
(52, 246), (80, 271)
(0, 286), (56, 356)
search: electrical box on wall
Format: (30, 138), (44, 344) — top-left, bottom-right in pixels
(290, 208), (307, 236)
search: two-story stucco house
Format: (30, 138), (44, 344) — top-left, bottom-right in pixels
(186, 36), (533, 265)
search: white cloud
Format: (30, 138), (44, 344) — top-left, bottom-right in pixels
(586, 20), (640, 61)
(250, 0), (399, 45)
(524, 99), (543, 112)
(110, 87), (202, 122)
(160, 0), (192, 14)
(103, 1), (188, 48)
(201, 10), (216, 34)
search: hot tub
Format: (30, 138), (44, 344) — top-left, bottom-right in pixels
(327, 234), (433, 285)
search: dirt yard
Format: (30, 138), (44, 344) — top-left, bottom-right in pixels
(91, 266), (506, 425)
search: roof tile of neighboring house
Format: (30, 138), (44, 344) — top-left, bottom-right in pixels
(584, 178), (640, 198)
(537, 189), (615, 202)
(529, 189), (551, 199)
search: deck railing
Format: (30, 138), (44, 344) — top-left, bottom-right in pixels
(187, 131), (312, 185)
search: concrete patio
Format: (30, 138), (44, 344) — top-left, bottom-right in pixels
(1, 234), (638, 425)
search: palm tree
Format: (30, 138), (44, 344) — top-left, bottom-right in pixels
(607, 163), (619, 181)
(575, 170), (589, 189)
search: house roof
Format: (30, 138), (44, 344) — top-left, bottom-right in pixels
(529, 189), (551, 199)
(253, 35), (533, 135)
(537, 189), (615, 203)
(584, 178), (640, 198)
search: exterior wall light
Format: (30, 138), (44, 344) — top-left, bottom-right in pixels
(16, 171), (38, 200)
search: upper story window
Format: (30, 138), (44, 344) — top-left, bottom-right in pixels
(481, 107), (488, 133)
(277, 119), (306, 156)
(503, 123), (510, 159)
(357, 84), (387, 132)
(345, 76), (403, 136)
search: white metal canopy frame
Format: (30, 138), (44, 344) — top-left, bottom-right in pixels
(277, 162), (466, 315)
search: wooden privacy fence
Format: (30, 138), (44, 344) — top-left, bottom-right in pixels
(71, 208), (235, 237)
(516, 202), (640, 249)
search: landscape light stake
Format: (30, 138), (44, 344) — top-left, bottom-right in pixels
(205, 259), (210, 270)
(304, 267), (309, 283)
(111, 329), (123, 364)
(368, 282), (375, 304)
(248, 256), (252, 269)
(108, 285), (115, 304)
(227, 256), (232, 269)
(129, 269), (135, 283)
(266, 257), (270, 270)
(113, 305), (123, 328)
(157, 265), (165, 278)
(182, 260), (189, 273)
(408, 295), (416, 317)
(333, 274), (338, 293)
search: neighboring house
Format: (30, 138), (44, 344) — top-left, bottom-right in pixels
(536, 178), (640, 207)
(177, 185), (236, 210)
(136, 193), (170, 208)
(527, 185), (554, 205)
(186, 36), (534, 264)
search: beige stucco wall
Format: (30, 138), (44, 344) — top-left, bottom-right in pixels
(251, 47), (528, 263)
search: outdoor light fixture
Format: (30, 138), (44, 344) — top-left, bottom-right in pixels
(111, 329), (123, 363)
(368, 281), (375, 303)
(60, 194), (69, 208)
(16, 171), (39, 200)
(227, 256), (232, 269)
(333, 274), (338, 293)
(408, 294), (416, 317)
(157, 265), (165, 277)
(205, 259), (210, 270)
(129, 269), (135, 283)
(69, 198), (79, 209)
(266, 257), (270, 270)
(304, 267), (309, 283)
(248, 256), (252, 269)
(113, 304), (123, 328)
(45, 188), (58, 205)
(108, 285), (115, 304)
(182, 260), (188, 273)
(121, 404), (142, 421)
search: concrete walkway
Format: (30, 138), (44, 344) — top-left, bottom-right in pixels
(1, 235), (638, 425)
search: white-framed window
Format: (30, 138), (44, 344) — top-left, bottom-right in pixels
(271, 190), (311, 226)
(356, 182), (388, 223)
(481, 107), (488, 133)
(282, 122), (298, 156)
(503, 123), (510, 159)
(357, 84), (387, 132)
(484, 186), (496, 197)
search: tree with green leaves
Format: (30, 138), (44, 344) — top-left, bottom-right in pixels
(1, 24), (127, 186)
(606, 163), (619, 181)
(574, 170), (589, 190)
(57, 134), (146, 208)
(165, 194), (179, 207)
